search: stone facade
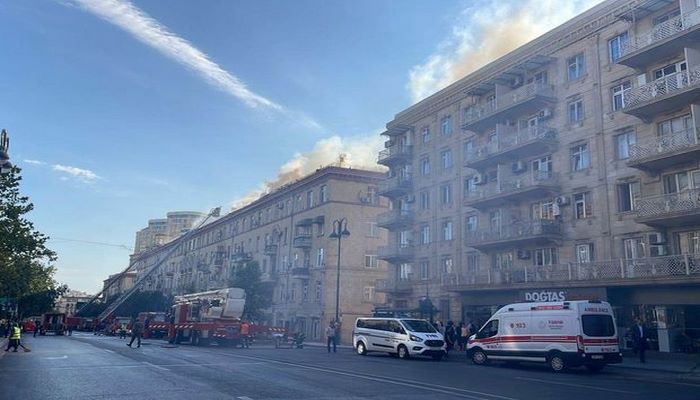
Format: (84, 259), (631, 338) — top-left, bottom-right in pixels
(133, 212), (204, 254)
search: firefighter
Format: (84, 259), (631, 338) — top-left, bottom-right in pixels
(5, 323), (29, 352)
(240, 321), (250, 348)
(127, 318), (143, 348)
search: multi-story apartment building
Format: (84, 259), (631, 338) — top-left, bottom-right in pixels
(133, 211), (204, 254)
(56, 290), (93, 316)
(129, 166), (388, 343)
(378, 0), (700, 352)
(102, 271), (137, 302)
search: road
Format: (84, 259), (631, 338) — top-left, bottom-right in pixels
(1, 333), (698, 400)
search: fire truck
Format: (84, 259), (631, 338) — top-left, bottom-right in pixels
(40, 313), (66, 335)
(145, 288), (285, 347)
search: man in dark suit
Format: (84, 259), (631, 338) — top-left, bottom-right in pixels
(630, 317), (648, 363)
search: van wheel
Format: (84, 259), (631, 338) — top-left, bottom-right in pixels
(471, 349), (488, 365)
(586, 364), (605, 373)
(356, 341), (367, 356)
(397, 345), (410, 359)
(548, 352), (566, 372)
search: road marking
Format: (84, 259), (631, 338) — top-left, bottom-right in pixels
(103, 349), (115, 354)
(515, 377), (636, 394)
(622, 376), (700, 388)
(237, 397), (253, 400)
(42, 355), (68, 360)
(216, 352), (516, 400)
(143, 361), (169, 371)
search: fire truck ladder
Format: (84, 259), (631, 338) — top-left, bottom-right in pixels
(76, 207), (221, 323)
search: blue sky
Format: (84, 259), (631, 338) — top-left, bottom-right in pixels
(0, 0), (601, 293)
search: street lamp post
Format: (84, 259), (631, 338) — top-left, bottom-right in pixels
(329, 218), (350, 326)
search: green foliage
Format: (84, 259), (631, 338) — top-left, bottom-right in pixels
(0, 166), (62, 318)
(229, 261), (271, 321)
(18, 284), (68, 319)
(113, 290), (171, 318)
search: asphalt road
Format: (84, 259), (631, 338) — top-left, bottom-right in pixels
(1, 333), (698, 400)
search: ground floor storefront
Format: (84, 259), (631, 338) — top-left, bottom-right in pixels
(457, 284), (700, 353)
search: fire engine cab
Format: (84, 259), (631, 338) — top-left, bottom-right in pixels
(467, 300), (622, 372)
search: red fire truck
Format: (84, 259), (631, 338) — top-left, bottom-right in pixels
(144, 288), (285, 347)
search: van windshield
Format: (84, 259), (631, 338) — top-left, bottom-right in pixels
(401, 319), (437, 333)
(582, 315), (615, 337)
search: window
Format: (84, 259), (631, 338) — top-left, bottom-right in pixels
(532, 155), (552, 178)
(316, 248), (324, 266)
(420, 225), (430, 245)
(419, 191), (430, 210)
(441, 149), (453, 169)
(420, 157), (430, 175)
(319, 185), (328, 203)
(478, 319), (499, 338)
(302, 281), (309, 302)
(531, 201), (555, 220)
(608, 32), (629, 62)
(367, 221), (379, 237)
(465, 215), (477, 233)
(568, 99), (584, 123)
(420, 261), (429, 280)
(615, 131), (636, 159)
(307, 191), (314, 208)
(466, 252), (479, 274)
(617, 181), (640, 212)
(442, 221), (453, 241)
(440, 183), (452, 205)
(570, 144), (590, 171)
(315, 281), (322, 302)
(653, 60), (687, 80)
(663, 170), (700, 194)
(576, 243), (594, 263)
(441, 116), (452, 135)
(534, 248), (558, 266)
(532, 71), (548, 84)
(464, 176), (477, 195)
(611, 82), (630, 111)
(442, 257), (454, 274)
(463, 140), (474, 157)
(623, 238), (646, 260)
(362, 287), (375, 302)
(399, 263), (412, 280)
(421, 126), (430, 143)
(364, 254), (378, 269)
(567, 53), (585, 80)
(658, 114), (693, 138)
(574, 192), (592, 219)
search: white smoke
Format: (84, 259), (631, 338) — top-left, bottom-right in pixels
(408, 0), (605, 103)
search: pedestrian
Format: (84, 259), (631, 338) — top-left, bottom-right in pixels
(325, 321), (337, 353)
(630, 317), (648, 363)
(33, 320), (41, 337)
(240, 321), (250, 348)
(4, 323), (30, 352)
(127, 318), (143, 348)
(458, 322), (469, 351)
(119, 323), (127, 339)
(444, 321), (457, 358)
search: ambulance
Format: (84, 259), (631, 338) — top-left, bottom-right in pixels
(466, 300), (622, 372)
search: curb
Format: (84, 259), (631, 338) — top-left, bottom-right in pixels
(0, 337), (7, 359)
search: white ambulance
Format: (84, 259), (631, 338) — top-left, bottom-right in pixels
(466, 300), (622, 372)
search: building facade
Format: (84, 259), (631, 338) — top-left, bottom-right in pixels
(379, 0), (700, 352)
(134, 211), (204, 254)
(129, 167), (388, 343)
(56, 290), (93, 316)
(102, 271), (137, 302)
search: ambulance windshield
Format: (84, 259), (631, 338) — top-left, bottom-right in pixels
(582, 315), (615, 337)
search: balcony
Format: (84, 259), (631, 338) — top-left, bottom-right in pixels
(461, 83), (555, 132)
(635, 188), (700, 227)
(378, 145), (413, 167)
(295, 218), (314, 226)
(378, 173), (413, 198)
(375, 278), (414, 295)
(622, 67), (700, 120)
(463, 171), (560, 209)
(448, 254), (700, 291)
(617, 9), (700, 69)
(376, 209), (414, 230)
(264, 244), (278, 256)
(291, 266), (311, 279)
(628, 128), (700, 170)
(231, 251), (253, 263)
(464, 125), (558, 169)
(377, 244), (414, 263)
(464, 219), (561, 251)
(292, 233), (312, 248)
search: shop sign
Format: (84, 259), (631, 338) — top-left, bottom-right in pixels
(523, 290), (567, 302)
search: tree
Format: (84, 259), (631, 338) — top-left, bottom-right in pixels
(18, 284), (68, 319)
(229, 261), (271, 321)
(0, 166), (61, 318)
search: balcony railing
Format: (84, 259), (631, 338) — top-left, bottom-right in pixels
(292, 233), (312, 248)
(465, 219), (561, 247)
(464, 170), (559, 208)
(291, 266), (311, 278)
(628, 128), (700, 169)
(452, 254), (700, 288)
(378, 145), (413, 166)
(378, 173), (413, 198)
(619, 8), (700, 63)
(231, 251), (253, 263)
(377, 244), (414, 262)
(635, 188), (700, 225)
(264, 244), (278, 256)
(623, 67), (700, 113)
(376, 278), (415, 293)
(465, 125), (557, 168)
(376, 209), (414, 230)
(461, 83), (555, 131)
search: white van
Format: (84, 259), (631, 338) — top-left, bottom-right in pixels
(353, 318), (447, 360)
(466, 300), (622, 372)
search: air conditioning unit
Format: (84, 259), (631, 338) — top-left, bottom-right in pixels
(539, 108), (553, 119)
(511, 161), (527, 173)
(648, 232), (666, 245)
(556, 195), (570, 206)
(473, 174), (486, 185)
(517, 249), (531, 260)
(650, 245), (668, 257)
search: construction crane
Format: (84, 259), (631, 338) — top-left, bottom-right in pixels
(76, 207), (221, 322)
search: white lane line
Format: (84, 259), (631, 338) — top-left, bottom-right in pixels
(143, 361), (169, 371)
(237, 397), (253, 400)
(215, 352), (515, 400)
(103, 349), (115, 354)
(515, 377), (636, 394)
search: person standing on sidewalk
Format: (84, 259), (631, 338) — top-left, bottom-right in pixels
(631, 317), (648, 363)
(325, 321), (337, 353)
(127, 318), (143, 348)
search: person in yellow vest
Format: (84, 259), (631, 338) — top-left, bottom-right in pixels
(4, 323), (29, 352)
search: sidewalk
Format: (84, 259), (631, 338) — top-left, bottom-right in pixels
(304, 341), (353, 350)
(610, 350), (700, 374)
